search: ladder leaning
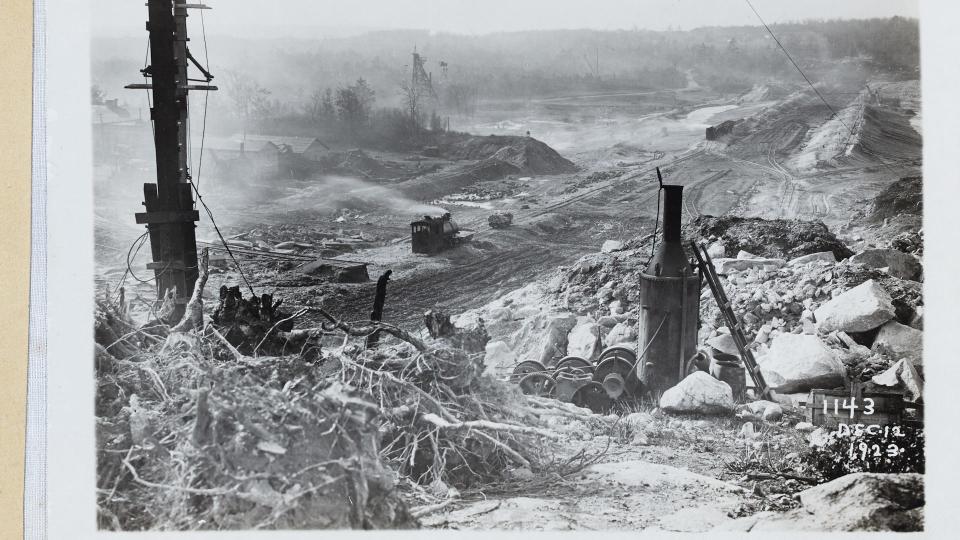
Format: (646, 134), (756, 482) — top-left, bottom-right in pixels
(690, 241), (773, 399)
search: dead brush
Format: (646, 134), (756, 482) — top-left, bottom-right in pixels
(94, 263), (576, 530)
(721, 425), (814, 485)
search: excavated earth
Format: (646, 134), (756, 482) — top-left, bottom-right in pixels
(95, 76), (924, 530)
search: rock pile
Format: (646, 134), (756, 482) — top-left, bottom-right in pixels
(463, 217), (923, 402)
(685, 215), (854, 260)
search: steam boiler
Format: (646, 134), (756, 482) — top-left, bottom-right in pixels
(636, 184), (701, 397)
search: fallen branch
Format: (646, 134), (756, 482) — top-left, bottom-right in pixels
(311, 307), (427, 352)
(122, 449), (235, 496)
(253, 308), (310, 355)
(746, 471), (819, 484)
(475, 430), (531, 468)
(419, 413), (562, 440)
(340, 358), (458, 423)
(410, 498), (456, 518)
(205, 324), (244, 362)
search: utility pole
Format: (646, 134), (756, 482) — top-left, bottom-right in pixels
(126, 0), (216, 321)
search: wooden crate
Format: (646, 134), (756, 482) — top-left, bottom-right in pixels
(805, 387), (905, 428)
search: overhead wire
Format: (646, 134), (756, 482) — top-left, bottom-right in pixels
(181, 7), (255, 297)
(196, 7), (211, 191)
(743, 0), (903, 174)
(743, 0), (851, 136)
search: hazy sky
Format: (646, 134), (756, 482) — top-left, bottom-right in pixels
(93, 0), (918, 39)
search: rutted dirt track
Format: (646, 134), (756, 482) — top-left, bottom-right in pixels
(225, 82), (920, 332)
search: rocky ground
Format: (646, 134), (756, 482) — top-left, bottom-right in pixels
(94, 77), (925, 531)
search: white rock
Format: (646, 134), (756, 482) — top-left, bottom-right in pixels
(791, 473), (924, 531)
(794, 421), (815, 432)
(601, 240), (624, 253)
(567, 320), (601, 361)
(871, 358), (923, 402)
(713, 257), (786, 274)
(737, 250), (761, 260)
(850, 249), (922, 281)
(534, 313), (577, 365)
(706, 241), (726, 259)
(738, 422), (755, 439)
(631, 432), (650, 446)
(807, 427), (832, 448)
(604, 321), (636, 347)
(482, 341), (517, 376)
(908, 306), (923, 330)
(743, 400), (778, 415)
(814, 279), (895, 333)
(719, 473), (924, 531)
(623, 411), (653, 430)
(609, 299), (624, 315)
(762, 403), (784, 422)
(659, 372), (735, 415)
(788, 251), (838, 266)
(758, 333), (846, 393)
(872, 321), (923, 366)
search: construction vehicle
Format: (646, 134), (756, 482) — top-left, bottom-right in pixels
(411, 213), (463, 254)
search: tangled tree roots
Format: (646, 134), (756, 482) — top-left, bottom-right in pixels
(95, 286), (572, 530)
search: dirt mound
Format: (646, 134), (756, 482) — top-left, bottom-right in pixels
(686, 216), (854, 261)
(399, 159), (523, 200)
(321, 149), (396, 179)
(446, 135), (578, 175)
(868, 176), (922, 223)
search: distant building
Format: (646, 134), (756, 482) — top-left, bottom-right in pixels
(238, 135), (331, 179)
(92, 99), (152, 164)
(195, 135), (332, 181)
(200, 136), (281, 181)
(242, 135), (331, 160)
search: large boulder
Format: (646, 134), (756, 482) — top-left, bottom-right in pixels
(758, 333), (846, 393)
(872, 321), (923, 366)
(601, 240), (624, 253)
(850, 249), (922, 281)
(815, 279), (896, 333)
(482, 340), (517, 377)
(659, 371), (735, 415)
(788, 251), (837, 266)
(871, 358), (923, 402)
(713, 257), (786, 274)
(567, 319), (602, 361)
(719, 473), (923, 531)
(534, 312), (577, 366)
(604, 321), (637, 347)
(706, 241), (726, 258)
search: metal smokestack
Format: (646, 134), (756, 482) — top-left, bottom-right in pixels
(645, 185), (694, 278)
(662, 185), (683, 243)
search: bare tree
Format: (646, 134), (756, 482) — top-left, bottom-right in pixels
(336, 78), (376, 132)
(223, 71), (271, 136)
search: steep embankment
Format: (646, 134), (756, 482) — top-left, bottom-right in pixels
(789, 82), (921, 173)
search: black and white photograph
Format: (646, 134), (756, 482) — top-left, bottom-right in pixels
(83, 0), (927, 532)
